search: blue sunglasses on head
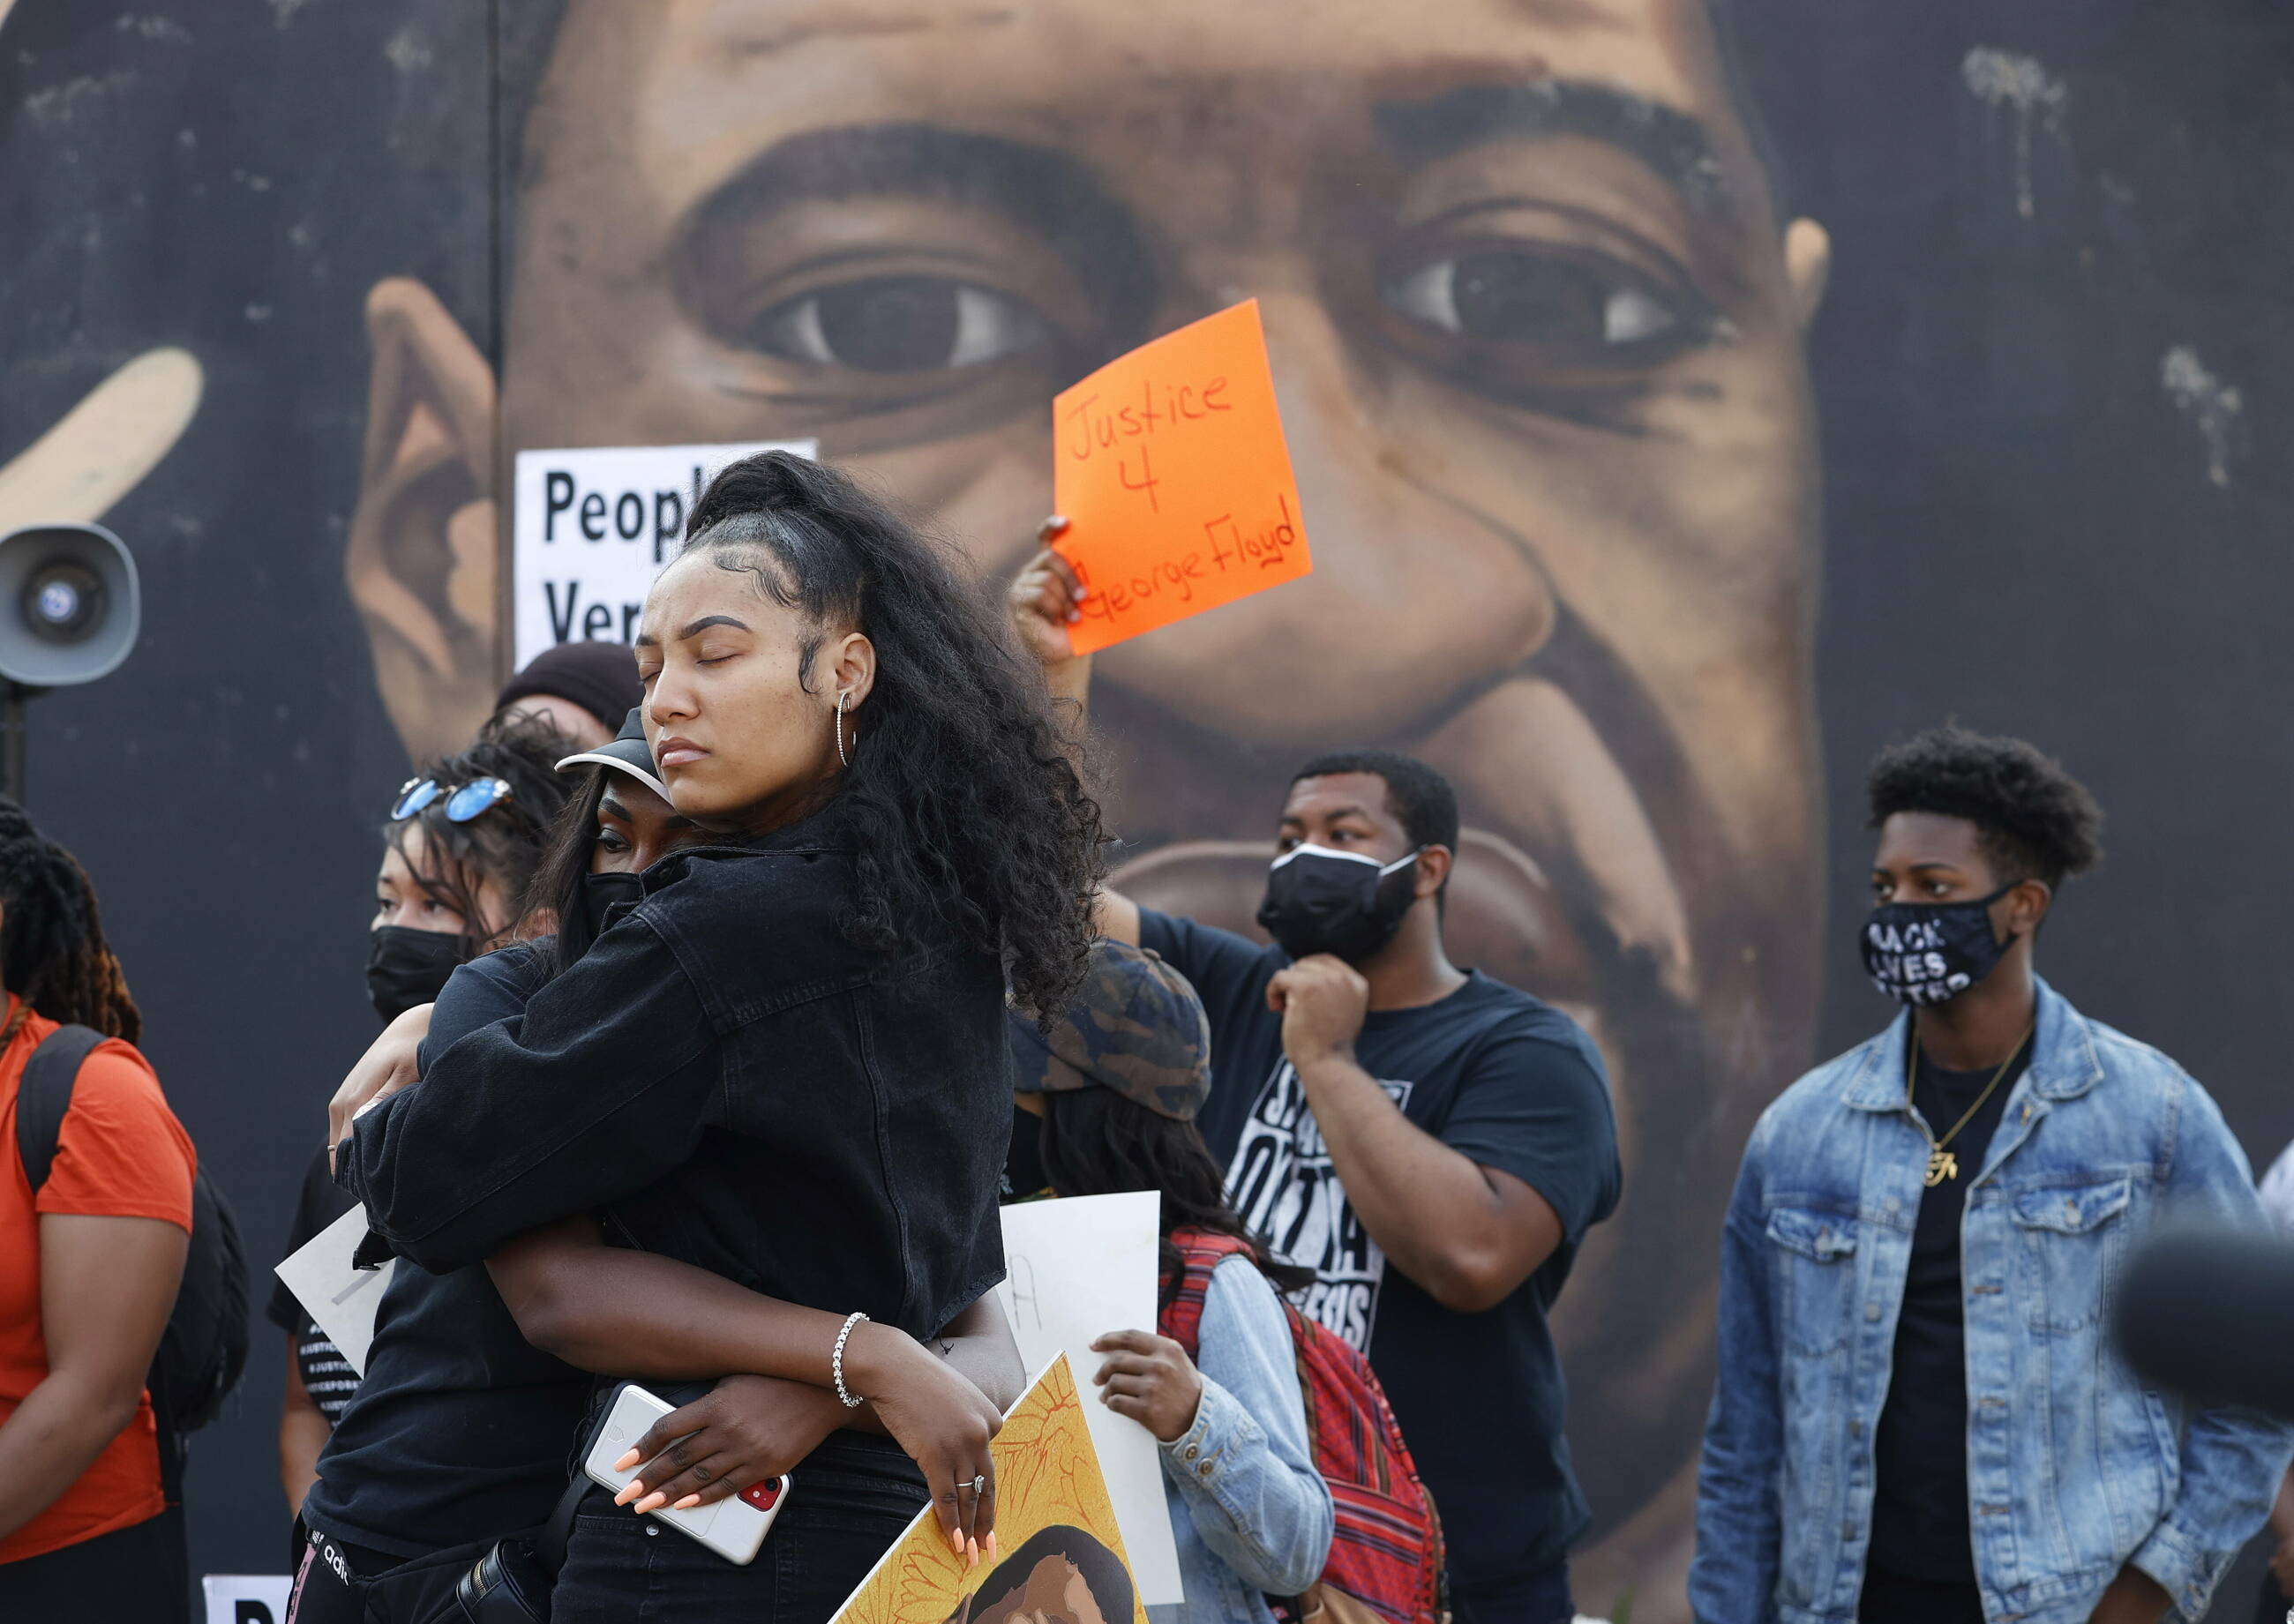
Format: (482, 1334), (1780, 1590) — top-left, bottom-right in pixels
(390, 776), (515, 823)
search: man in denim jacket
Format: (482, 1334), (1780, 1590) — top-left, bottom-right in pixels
(1692, 728), (2292, 1624)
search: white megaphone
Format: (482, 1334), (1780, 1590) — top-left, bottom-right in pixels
(0, 523), (141, 801)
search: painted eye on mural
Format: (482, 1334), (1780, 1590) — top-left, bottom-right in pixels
(1380, 245), (1705, 364)
(1386, 251), (1681, 348)
(747, 276), (1047, 374)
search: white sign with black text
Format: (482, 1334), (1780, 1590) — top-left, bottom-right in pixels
(512, 440), (815, 669)
(202, 1573), (294, 1624)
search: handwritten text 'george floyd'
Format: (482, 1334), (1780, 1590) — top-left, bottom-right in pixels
(1068, 498), (1302, 625)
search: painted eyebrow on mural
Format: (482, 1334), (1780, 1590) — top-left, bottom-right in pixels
(674, 123), (1157, 346)
(1375, 80), (1735, 220)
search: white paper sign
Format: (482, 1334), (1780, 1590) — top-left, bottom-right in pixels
(993, 1191), (1182, 1605)
(512, 439), (816, 669)
(202, 1574), (294, 1624)
(273, 1204), (394, 1377)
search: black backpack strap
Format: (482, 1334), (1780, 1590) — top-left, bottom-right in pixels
(535, 1471), (587, 1573)
(13, 1024), (102, 1193)
(11, 1025), (190, 1498)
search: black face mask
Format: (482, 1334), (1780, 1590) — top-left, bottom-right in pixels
(1860, 883), (2017, 1007)
(1001, 1102), (1050, 1202)
(366, 925), (463, 1022)
(1255, 843), (1423, 965)
(581, 871), (644, 939)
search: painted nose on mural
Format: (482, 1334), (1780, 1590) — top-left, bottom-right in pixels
(1097, 293), (1556, 746)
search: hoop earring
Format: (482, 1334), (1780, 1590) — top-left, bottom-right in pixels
(834, 690), (851, 768)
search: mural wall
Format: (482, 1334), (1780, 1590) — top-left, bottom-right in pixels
(4, 2), (2290, 1614)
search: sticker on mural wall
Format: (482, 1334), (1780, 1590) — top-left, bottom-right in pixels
(512, 439), (815, 668)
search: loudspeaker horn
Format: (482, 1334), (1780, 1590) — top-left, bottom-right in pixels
(0, 523), (140, 687)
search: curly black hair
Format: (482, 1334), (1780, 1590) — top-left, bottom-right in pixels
(681, 452), (1103, 1020)
(0, 797), (140, 1043)
(386, 713), (580, 955)
(1866, 725), (2104, 889)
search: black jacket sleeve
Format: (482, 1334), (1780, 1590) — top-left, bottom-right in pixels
(340, 915), (723, 1272)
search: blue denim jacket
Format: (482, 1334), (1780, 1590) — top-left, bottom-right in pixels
(1151, 1256), (1334, 1624)
(1691, 980), (2293, 1624)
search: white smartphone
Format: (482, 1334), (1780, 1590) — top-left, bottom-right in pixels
(582, 1381), (792, 1566)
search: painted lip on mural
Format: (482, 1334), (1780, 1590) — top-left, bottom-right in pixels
(654, 735), (708, 768)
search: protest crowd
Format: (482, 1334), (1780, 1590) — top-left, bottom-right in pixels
(3, 445), (2292, 1624)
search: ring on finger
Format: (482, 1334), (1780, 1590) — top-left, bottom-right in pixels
(961, 1473), (986, 1497)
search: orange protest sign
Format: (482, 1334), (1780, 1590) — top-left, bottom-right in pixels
(1052, 300), (1311, 655)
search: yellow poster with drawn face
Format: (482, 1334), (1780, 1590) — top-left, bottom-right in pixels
(829, 1356), (1149, 1624)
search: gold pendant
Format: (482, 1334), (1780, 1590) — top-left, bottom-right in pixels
(1925, 1149), (1959, 1187)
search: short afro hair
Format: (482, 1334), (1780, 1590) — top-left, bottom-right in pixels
(1865, 725), (2104, 890)
(1290, 749), (1460, 856)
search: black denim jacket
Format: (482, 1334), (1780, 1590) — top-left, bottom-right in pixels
(340, 810), (1010, 1340)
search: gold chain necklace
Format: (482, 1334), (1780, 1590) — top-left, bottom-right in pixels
(1907, 1025), (2032, 1187)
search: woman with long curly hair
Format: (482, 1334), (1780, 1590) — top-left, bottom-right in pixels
(337, 452), (1102, 1621)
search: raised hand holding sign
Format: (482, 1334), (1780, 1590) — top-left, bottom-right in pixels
(1051, 300), (1312, 654)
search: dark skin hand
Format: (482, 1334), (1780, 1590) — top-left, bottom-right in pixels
(2269, 1471), (2294, 1596)
(1090, 1329), (1203, 1441)
(0, 1214), (186, 1539)
(2086, 1566), (2171, 1624)
(612, 1298), (1019, 1522)
(489, 1216), (1013, 1561)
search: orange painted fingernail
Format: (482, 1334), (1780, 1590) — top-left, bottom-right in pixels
(614, 1481), (643, 1507)
(672, 1494), (701, 1510)
(612, 1449), (640, 1472)
(986, 1532), (1000, 1561)
(634, 1492), (666, 1515)
(968, 1537), (981, 1569)
(949, 1526), (966, 1555)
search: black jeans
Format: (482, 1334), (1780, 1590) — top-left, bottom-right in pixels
(286, 1524), (495, 1624)
(551, 1433), (928, 1624)
(1449, 1560), (1572, 1624)
(0, 1506), (189, 1622)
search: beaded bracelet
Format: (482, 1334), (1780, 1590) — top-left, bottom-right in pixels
(832, 1310), (869, 1409)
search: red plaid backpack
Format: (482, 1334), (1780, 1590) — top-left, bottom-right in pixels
(1159, 1228), (1447, 1624)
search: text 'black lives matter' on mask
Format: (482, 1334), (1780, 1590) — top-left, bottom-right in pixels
(1256, 843), (1424, 965)
(1860, 884), (2018, 1007)
(366, 925), (463, 1022)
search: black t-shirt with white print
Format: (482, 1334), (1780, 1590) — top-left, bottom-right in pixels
(267, 1146), (361, 1423)
(1137, 909), (1621, 1594)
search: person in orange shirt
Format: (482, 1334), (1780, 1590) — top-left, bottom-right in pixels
(0, 802), (196, 1622)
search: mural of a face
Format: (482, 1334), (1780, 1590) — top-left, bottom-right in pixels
(343, 0), (1832, 1600)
